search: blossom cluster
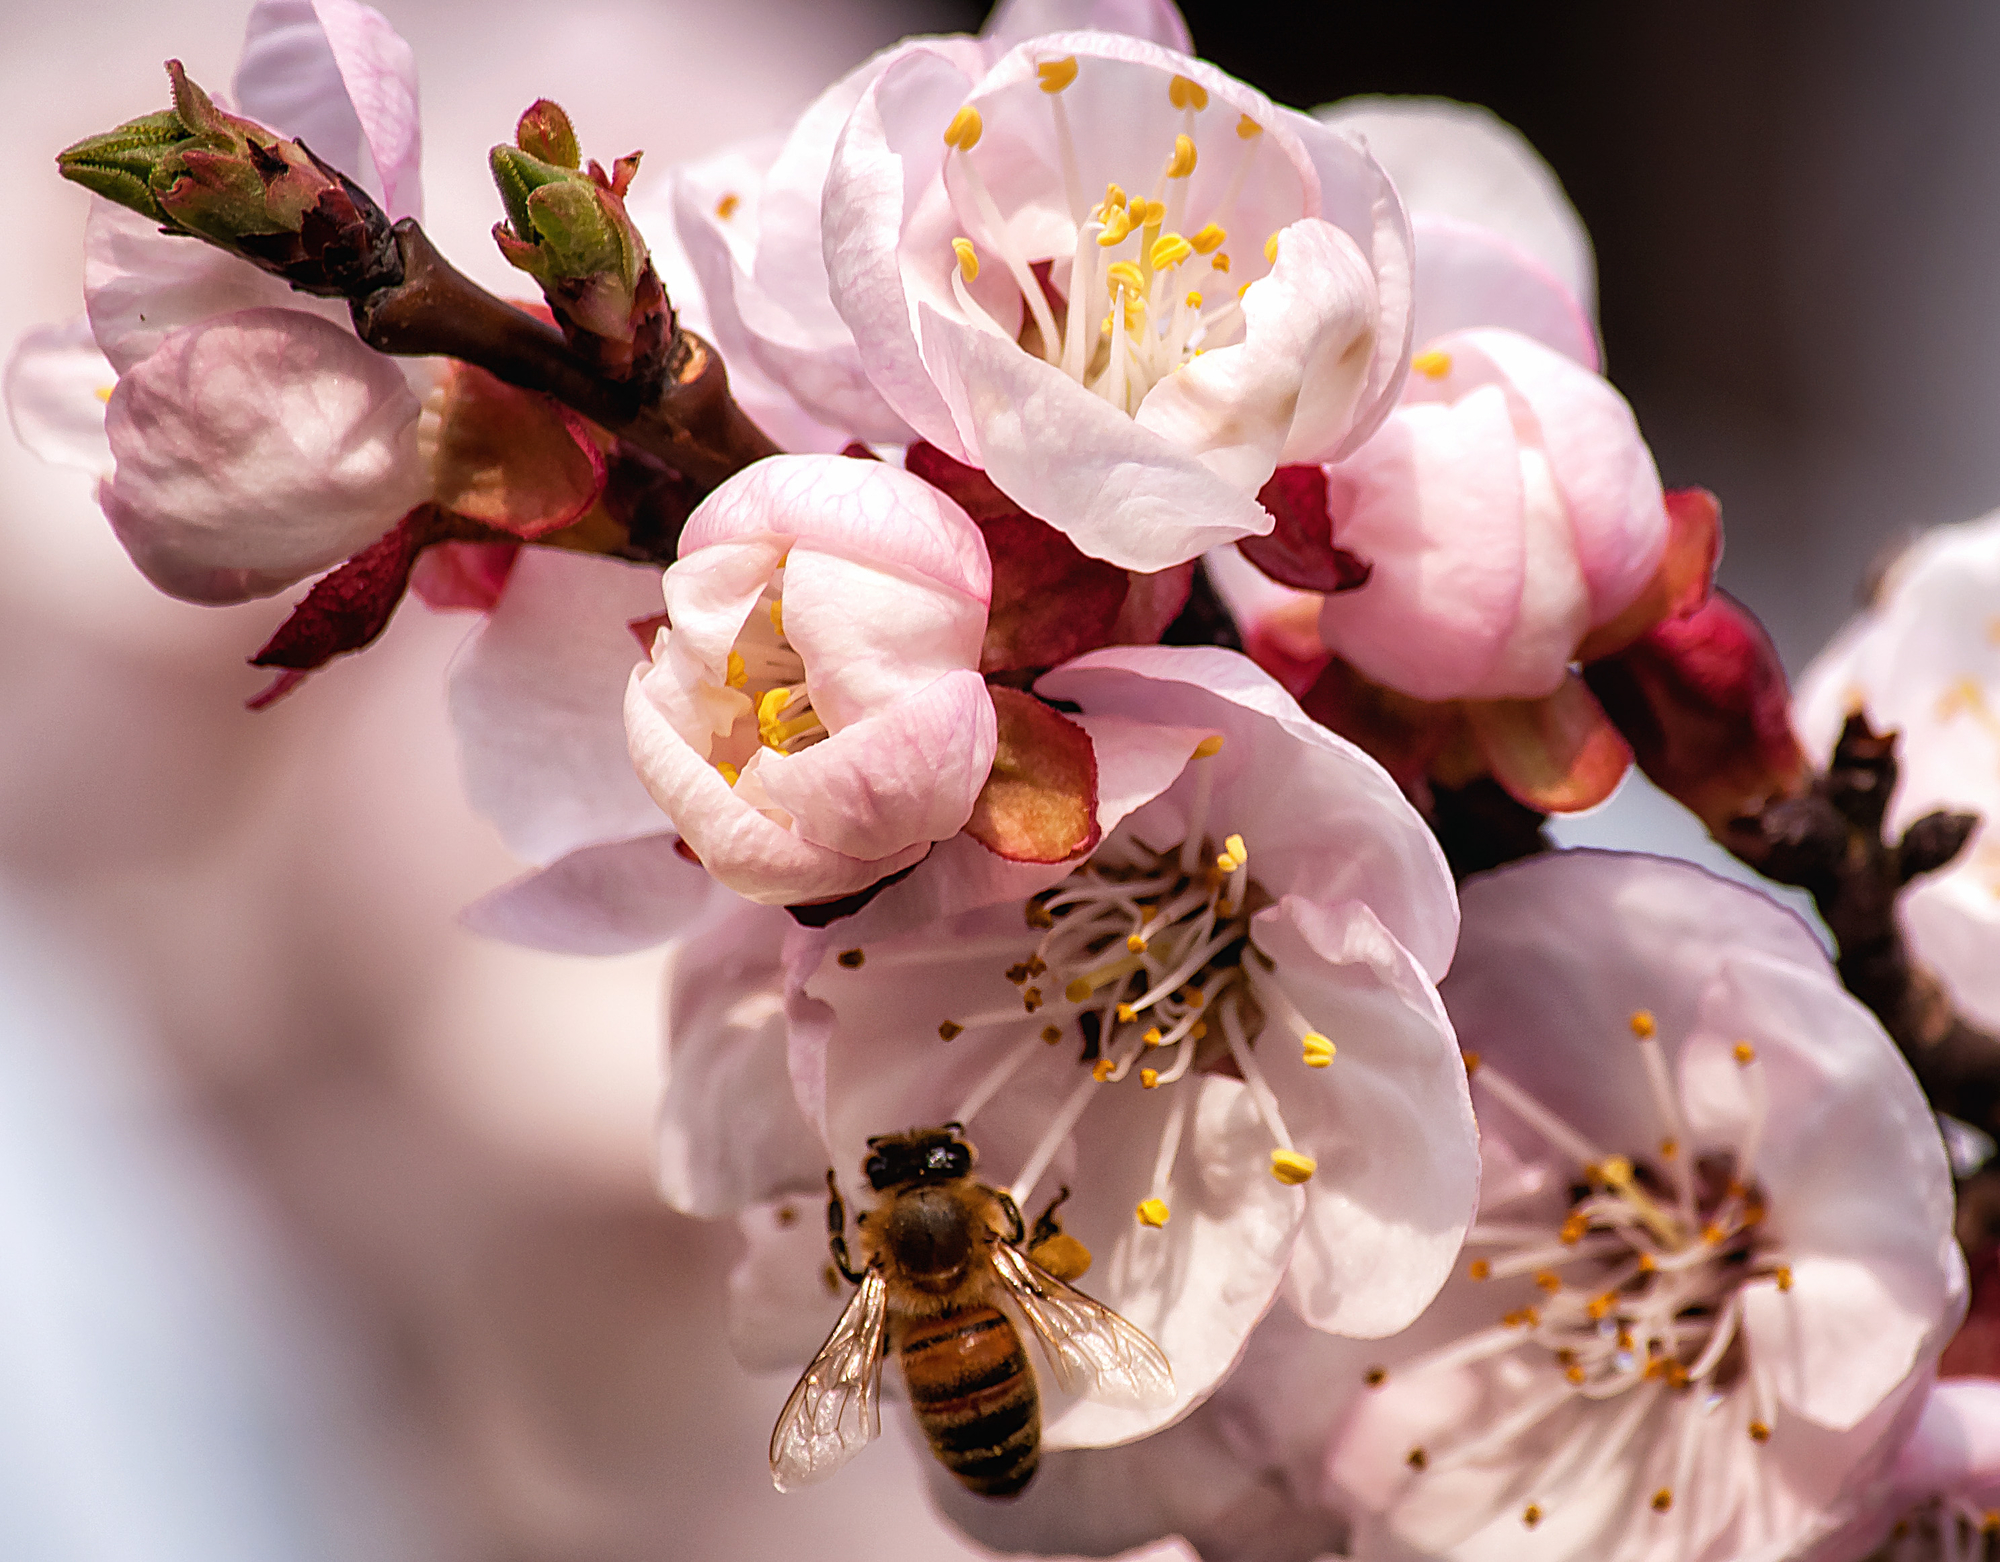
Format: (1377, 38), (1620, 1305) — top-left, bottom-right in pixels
(10, 1), (2000, 1559)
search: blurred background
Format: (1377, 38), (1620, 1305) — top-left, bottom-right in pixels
(2, 1), (1995, 1558)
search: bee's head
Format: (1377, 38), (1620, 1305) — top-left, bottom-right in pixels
(863, 1124), (972, 1190)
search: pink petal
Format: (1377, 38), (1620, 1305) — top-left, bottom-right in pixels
(101, 307), (425, 603)
(681, 453), (991, 604)
(460, 833), (708, 955)
(753, 670), (997, 861)
(1316, 387), (1527, 701)
(84, 199), (348, 376)
(981, 0), (1192, 52)
(1409, 214), (1598, 369)
(1137, 218), (1382, 486)
(1892, 1379), (2000, 1502)
(4, 318), (114, 475)
(1254, 897), (1478, 1338)
(234, 0), (422, 221)
(448, 548), (669, 865)
(1316, 96), (1597, 319)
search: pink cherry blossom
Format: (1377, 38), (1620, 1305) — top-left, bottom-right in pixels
(669, 0), (1190, 445)
(1795, 511), (2000, 1034)
(624, 453), (997, 906)
(1803, 1377), (2000, 1561)
(1315, 326), (1668, 703)
(1327, 850), (1964, 1562)
(818, 32), (1414, 572)
(787, 646), (1474, 1449)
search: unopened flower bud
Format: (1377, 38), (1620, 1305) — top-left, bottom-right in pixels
(489, 102), (668, 383)
(56, 61), (399, 298)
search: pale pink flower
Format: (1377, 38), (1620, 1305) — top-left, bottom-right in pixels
(1328, 851), (1965, 1562)
(670, 0), (1191, 445)
(1795, 511), (2000, 1034)
(787, 646), (1475, 1448)
(53, 0), (430, 605)
(624, 453), (997, 906)
(817, 33), (1413, 572)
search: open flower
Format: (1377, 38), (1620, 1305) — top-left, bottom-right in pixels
(819, 32), (1413, 572)
(1801, 1377), (2000, 1562)
(1795, 511), (2000, 1033)
(1328, 850), (1965, 1562)
(624, 453), (997, 906)
(670, 0), (1192, 444)
(789, 645), (1475, 1448)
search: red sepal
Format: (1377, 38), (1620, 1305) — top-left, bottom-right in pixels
(965, 686), (1101, 863)
(1239, 465), (1372, 593)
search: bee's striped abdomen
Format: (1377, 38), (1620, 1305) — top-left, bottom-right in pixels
(897, 1304), (1039, 1496)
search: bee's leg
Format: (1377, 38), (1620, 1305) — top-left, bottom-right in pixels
(826, 1169), (866, 1285)
(1029, 1184), (1074, 1248)
(994, 1188), (1027, 1246)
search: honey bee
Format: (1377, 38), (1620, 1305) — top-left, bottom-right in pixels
(769, 1125), (1174, 1496)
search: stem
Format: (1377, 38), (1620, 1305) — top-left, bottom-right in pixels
(349, 221), (779, 492)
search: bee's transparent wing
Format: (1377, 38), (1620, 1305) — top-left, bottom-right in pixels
(768, 1270), (889, 1490)
(990, 1241), (1174, 1410)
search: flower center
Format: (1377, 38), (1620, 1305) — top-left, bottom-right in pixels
(705, 569), (827, 787)
(942, 63), (1278, 415)
(861, 740), (1335, 1229)
(1370, 1013), (1794, 1541)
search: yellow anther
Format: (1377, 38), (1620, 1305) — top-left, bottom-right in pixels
(1092, 1058), (1116, 1082)
(1193, 734), (1225, 757)
(1599, 1154), (1635, 1187)
(836, 949), (865, 969)
(1140, 1068), (1160, 1088)
(1183, 988), (1205, 1009)
(1129, 196), (1166, 226)
(1106, 260), (1145, 295)
(1983, 1509), (1999, 1533)
(1215, 851), (1238, 873)
(1166, 133), (1197, 179)
(1099, 181), (1127, 214)
(1534, 1270), (1561, 1294)
(1224, 832), (1247, 864)
(1586, 1291), (1617, 1321)
(938, 1021), (963, 1040)
(1411, 348), (1453, 378)
(1143, 1027), (1163, 1047)
(1185, 290), (1203, 310)
(1734, 1040), (1757, 1065)
(1189, 1020), (1207, 1039)
(1301, 1033), (1336, 1067)
(1629, 1008), (1657, 1039)
(1748, 1420), (1771, 1443)
(715, 192), (740, 220)
(1126, 932), (1149, 953)
(944, 104), (983, 150)
(1065, 978), (1094, 1003)
(1116, 1002), (1138, 1023)
(769, 597), (785, 635)
(1037, 55), (1078, 93)
(1565, 1364), (1586, 1384)
(1041, 1025), (1062, 1044)
(1168, 74), (1209, 111)
(1365, 1367), (1387, 1387)
(1703, 1223), (1727, 1247)
(1237, 281), (1252, 299)
(1406, 1446), (1428, 1470)
(1463, 1050), (1482, 1076)
(1022, 986), (1044, 1012)
(952, 237), (979, 281)
(1522, 1505), (1543, 1529)
(715, 760), (739, 786)
(1269, 1148), (1317, 1185)
(1263, 231), (1280, 263)
(1123, 294), (1148, 330)
(1651, 1489), (1673, 1513)
(1211, 251), (1231, 273)
(1774, 1265), (1793, 1292)
(1136, 1197), (1171, 1227)
(1660, 1137), (1679, 1158)
(725, 650), (747, 689)
(1151, 233), (1193, 270)
(1559, 1212), (1588, 1245)
(1236, 113), (1262, 139)
(1637, 1252), (1657, 1273)
(1190, 222), (1226, 254)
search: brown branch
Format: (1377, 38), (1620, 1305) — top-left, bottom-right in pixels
(350, 222), (779, 492)
(1729, 713), (2000, 1140)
